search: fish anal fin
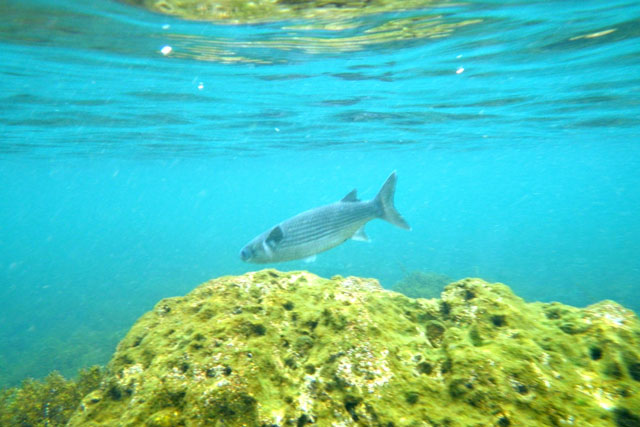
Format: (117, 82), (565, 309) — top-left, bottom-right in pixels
(303, 255), (317, 263)
(341, 189), (359, 202)
(266, 225), (284, 249)
(351, 226), (370, 242)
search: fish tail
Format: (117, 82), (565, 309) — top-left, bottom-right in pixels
(374, 171), (411, 230)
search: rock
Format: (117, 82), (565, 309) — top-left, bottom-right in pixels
(392, 270), (452, 299)
(68, 270), (640, 426)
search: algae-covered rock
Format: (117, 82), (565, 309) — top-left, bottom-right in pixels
(392, 270), (451, 299)
(68, 270), (640, 426)
(0, 366), (103, 427)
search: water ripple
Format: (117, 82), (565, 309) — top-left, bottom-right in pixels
(0, 0), (638, 157)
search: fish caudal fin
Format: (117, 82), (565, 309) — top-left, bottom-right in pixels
(374, 171), (411, 230)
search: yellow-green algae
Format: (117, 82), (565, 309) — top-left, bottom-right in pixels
(0, 366), (103, 426)
(392, 270), (452, 299)
(64, 270), (640, 426)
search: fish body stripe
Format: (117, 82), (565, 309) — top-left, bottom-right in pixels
(279, 202), (374, 248)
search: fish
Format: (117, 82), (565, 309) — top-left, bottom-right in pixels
(239, 171), (410, 264)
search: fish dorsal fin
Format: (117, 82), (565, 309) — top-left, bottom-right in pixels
(265, 225), (284, 249)
(341, 189), (359, 202)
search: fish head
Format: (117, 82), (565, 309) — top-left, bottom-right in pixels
(239, 244), (256, 262)
(239, 238), (272, 264)
(239, 225), (284, 263)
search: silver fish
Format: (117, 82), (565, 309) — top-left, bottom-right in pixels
(239, 171), (410, 263)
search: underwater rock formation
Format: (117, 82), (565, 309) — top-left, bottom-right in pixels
(0, 367), (103, 426)
(392, 270), (451, 299)
(68, 270), (640, 426)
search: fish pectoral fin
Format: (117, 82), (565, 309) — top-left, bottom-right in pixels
(351, 226), (370, 242)
(303, 255), (317, 263)
(265, 225), (284, 249)
(341, 189), (359, 202)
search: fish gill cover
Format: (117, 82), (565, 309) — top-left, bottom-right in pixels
(60, 270), (640, 426)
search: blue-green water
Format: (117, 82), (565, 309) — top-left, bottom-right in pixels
(1, 0), (639, 387)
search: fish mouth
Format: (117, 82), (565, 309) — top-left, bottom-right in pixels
(239, 247), (252, 262)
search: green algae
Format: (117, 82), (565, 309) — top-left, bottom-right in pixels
(0, 366), (104, 427)
(392, 270), (452, 299)
(64, 270), (640, 426)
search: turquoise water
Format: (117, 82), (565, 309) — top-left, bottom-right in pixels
(1, 0), (639, 387)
